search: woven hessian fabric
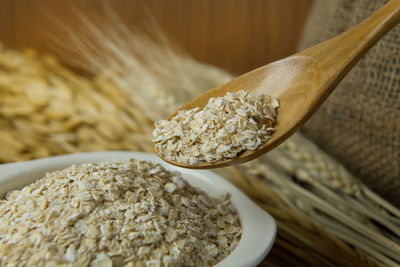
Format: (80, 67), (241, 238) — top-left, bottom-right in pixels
(299, 0), (400, 207)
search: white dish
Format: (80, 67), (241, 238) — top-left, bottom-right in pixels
(0, 151), (276, 267)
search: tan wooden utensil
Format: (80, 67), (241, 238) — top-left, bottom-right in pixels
(156, 0), (400, 169)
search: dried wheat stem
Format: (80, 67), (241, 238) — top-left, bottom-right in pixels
(315, 213), (400, 262)
(316, 216), (399, 266)
(291, 172), (400, 238)
(249, 159), (400, 259)
(343, 195), (400, 237)
(362, 186), (400, 218)
(284, 178), (400, 255)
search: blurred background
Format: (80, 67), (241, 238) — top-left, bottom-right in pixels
(0, 0), (313, 75)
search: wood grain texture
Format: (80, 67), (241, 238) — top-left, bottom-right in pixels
(0, 0), (313, 75)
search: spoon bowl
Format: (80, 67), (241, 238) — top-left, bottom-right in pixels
(160, 55), (321, 168)
(157, 0), (400, 169)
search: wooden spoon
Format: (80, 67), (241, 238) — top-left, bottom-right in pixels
(155, 0), (400, 169)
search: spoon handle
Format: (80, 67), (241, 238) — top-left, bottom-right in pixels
(300, 0), (400, 92)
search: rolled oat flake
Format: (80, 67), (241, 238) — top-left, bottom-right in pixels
(153, 90), (279, 165)
(0, 159), (241, 266)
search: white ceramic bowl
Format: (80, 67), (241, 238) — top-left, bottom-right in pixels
(0, 151), (276, 267)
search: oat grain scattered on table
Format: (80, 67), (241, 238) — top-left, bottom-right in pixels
(153, 90), (279, 165)
(0, 159), (241, 266)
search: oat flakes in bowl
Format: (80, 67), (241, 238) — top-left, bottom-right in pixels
(0, 152), (276, 267)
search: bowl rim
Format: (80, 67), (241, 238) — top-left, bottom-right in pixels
(0, 151), (276, 267)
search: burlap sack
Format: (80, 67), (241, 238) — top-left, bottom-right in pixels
(299, 0), (400, 207)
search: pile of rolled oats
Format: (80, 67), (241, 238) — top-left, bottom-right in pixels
(0, 159), (241, 266)
(153, 90), (279, 165)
